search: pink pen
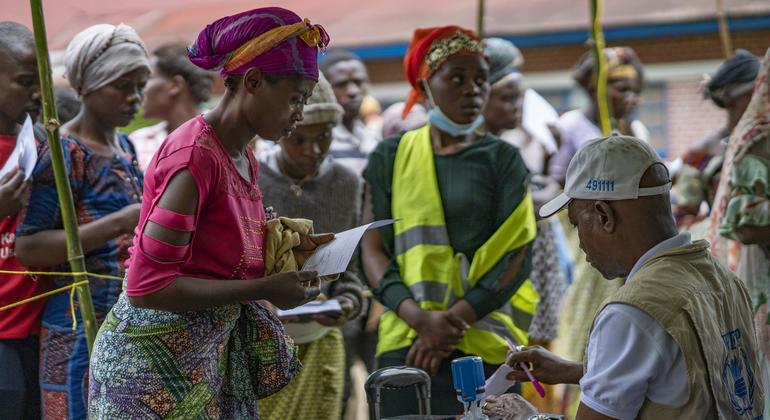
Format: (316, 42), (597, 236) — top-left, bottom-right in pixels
(505, 338), (546, 398)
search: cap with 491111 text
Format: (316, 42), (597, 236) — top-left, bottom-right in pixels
(539, 134), (671, 218)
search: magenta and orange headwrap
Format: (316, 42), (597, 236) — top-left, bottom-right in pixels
(402, 26), (483, 117)
(188, 7), (330, 80)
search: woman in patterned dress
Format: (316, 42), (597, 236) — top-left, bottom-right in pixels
(14, 23), (149, 420)
(85, 8), (332, 419)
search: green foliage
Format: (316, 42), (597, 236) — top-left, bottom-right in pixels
(119, 109), (160, 134)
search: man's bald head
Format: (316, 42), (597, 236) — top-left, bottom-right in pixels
(0, 22), (34, 60)
(0, 22), (40, 133)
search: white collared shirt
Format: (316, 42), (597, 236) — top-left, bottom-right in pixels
(580, 233), (694, 420)
(130, 121), (168, 171)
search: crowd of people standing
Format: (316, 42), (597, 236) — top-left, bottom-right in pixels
(0, 5), (768, 419)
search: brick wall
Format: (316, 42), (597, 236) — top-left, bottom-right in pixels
(665, 79), (727, 159)
(521, 28), (770, 73)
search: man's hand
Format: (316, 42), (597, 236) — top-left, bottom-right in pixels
(506, 345), (583, 385)
(0, 167), (29, 219)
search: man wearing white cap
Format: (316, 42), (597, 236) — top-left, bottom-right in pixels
(506, 135), (763, 419)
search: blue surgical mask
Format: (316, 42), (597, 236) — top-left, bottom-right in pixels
(422, 80), (485, 137)
(428, 107), (485, 137)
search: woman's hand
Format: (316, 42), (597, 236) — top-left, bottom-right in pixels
(414, 310), (469, 349)
(0, 167), (29, 219)
(406, 337), (452, 376)
(256, 270), (321, 310)
(115, 203), (142, 235)
(292, 232), (335, 267)
(734, 225), (770, 247)
(398, 300), (469, 351)
(313, 295), (355, 327)
(404, 310), (468, 375)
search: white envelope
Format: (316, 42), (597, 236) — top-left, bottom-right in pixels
(302, 219), (397, 276)
(0, 114), (38, 181)
(484, 364), (517, 399)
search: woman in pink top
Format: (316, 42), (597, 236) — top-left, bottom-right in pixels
(88, 8), (332, 418)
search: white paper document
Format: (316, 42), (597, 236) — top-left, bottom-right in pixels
(484, 364), (517, 399)
(302, 219), (397, 276)
(0, 114), (37, 181)
(276, 299), (342, 318)
(521, 88), (559, 155)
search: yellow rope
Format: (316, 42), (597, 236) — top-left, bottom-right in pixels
(69, 283), (78, 330)
(0, 269), (123, 281)
(0, 280), (88, 312)
(0, 269), (123, 330)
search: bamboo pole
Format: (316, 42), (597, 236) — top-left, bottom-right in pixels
(477, 0), (485, 39)
(590, 0), (612, 136)
(716, 0), (733, 58)
(29, 0), (99, 354)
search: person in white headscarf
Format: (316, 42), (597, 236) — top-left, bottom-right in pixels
(64, 23), (150, 96)
(14, 23), (149, 420)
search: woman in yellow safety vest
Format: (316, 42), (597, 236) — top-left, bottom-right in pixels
(360, 25), (538, 417)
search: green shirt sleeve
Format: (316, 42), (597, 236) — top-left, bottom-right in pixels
(362, 137), (414, 311)
(460, 142), (534, 320)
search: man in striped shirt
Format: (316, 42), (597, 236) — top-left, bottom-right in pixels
(321, 50), (381, 174)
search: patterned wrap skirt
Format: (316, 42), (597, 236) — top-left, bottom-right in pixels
(88, 293), (300, 419)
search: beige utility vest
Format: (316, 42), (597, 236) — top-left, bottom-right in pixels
(589, 240), (764, 419)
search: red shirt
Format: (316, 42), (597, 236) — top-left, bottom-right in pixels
(0, 133), (45, 339)
(126, 116), (267, 296)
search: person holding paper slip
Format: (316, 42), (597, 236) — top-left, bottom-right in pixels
(83, 9), (334, 419)
(361, 25), (538, 417)
(507, 135), (764, 419)
(258, 73), (366, 420)
(15, 22), (150, 419)
(0, 21), (44, 420)
(0, 21), (40, 220)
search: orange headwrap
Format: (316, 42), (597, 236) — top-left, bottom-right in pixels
(402, 26), (483, 118)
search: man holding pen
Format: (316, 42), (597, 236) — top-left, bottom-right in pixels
(508, 135), (764, 419)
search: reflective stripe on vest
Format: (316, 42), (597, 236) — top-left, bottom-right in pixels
(377, 125), (539, 364)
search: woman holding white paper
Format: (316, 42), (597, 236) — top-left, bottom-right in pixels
(83, 9), (336, 418)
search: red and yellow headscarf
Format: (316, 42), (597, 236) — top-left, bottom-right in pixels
(402, 26), (484, 118)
